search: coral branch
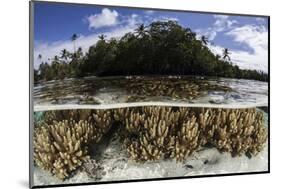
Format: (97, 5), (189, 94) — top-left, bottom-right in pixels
(34, 110), (113, 180)
(116, 107), (267, 162)
(34, 107), (267, 179)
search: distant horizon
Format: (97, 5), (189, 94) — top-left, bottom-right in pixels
(33, 1), (269, 73)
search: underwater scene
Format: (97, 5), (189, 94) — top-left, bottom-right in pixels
(31, 1), (269, 187)
(32, 77), (268, 186)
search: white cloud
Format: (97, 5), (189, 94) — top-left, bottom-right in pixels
(226, 25), (268, 51)
(195, 28), (217, 41)
(224, 25), (268, 72)
(256, 17), (266, 23)
(152, 16), (178, 22)
(213, 15), (238, 32)
(145, 10), (155, 15)
(213, 15), (229, 19)
(35, 10), (143, 69)
(34, 22), (137, 69)
(196, 15), (237, 41)
(196, 15), (268, 73)
(86, 8), (119, 29)
(125, 14), (141, 26)
(207, 25), (268, 72)
(209, 44), (267, 72)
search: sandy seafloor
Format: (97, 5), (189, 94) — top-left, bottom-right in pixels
(33, 111), (268, 186)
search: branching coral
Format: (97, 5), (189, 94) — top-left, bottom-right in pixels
(34, 120), (94, 179)
(34, 107), (267, 180)
(127, 107), (178, 161)
(115, 107), (267, 162)
(171, 116), (201, 161)
(207, 108), (268, 156)
(43, 109), (93, 125)
(33, 110), (113, 180)
(92, 110), (112, 135)
(113, 108), (130, 123)
(116, 107), (200, 161)
(125, 78), (232, 102)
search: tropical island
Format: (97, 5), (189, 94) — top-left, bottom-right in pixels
(34, 21), (268, 82)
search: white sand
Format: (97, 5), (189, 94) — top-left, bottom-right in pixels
(33, 138), (268, 186)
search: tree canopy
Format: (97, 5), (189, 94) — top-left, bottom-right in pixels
(34, 21), (268, 83)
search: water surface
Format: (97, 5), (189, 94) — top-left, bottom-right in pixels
(34, 76), (268, 111)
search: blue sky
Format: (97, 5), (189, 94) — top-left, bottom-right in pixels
(34, 1), (269, 72)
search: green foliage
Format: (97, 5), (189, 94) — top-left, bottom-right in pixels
(34, 21), (268, 83)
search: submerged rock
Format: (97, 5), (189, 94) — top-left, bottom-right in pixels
(83, 159), (105, 180)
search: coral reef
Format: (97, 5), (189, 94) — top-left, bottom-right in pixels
(114, 107), (267, 162)
(42, 109), (92, 125)
(207, 108), (268, 156)
(34, 120), (94, 179)
(33, 110), (112, 180)
(34, 107), (267, 179)
(114, 107), (200, 161)
(41, 109), (112, 139)
(124, 78), (232, 102)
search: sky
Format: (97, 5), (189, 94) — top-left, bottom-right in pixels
(33, 1), (269, 72)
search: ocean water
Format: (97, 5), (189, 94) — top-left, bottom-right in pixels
(33, 110), (268, 186)
(34, 76), (268, 111)
(32, 76), (269, 186)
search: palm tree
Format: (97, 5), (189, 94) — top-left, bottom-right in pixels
(60, 49), (68, 60)
(134, 24), (147, 38)
(71, 34), (78, 53)
(185, 28), (196, 39)
(215, 54), (221, 61)
(37, 54), (43, 69)
(53, 55), (59, 62)
(98, 34), (106, 41)
(76, 47), (83, 59)
(52, 55), (60, 78)
(222, 48), (231, 61)
(200, 35), (208, 45)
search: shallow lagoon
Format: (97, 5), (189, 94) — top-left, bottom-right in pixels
(33, 76), (269, 186)
(34, 76), (268, 111)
